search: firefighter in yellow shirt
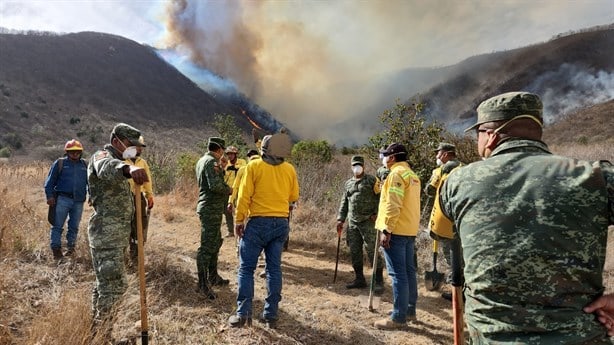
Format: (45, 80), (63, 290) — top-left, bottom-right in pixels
(228, 134), (299, 329)
(222, 146), (247, 237)
(125, 135), (154, 263)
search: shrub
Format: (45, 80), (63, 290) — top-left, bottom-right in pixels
(0, 147), (10, 158)
(20, 111), (29, 118)
(291, 140), (333, 165)
(211, 113), (248, 153)
(2, 133), (22, 150)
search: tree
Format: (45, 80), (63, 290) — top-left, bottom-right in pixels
(291, 140), (333, 165)
(368, 101), (445, 183)
(210, 113), (248, 154)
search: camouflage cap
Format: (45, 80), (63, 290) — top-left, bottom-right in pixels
(112, 123), (143, 146)
(434, 142), (455, 152)
(208, 137), (225, 150)
(351, 155), (364, 166)
(465, 91), (543, 132)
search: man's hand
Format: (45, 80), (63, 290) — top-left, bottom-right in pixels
(380, 231), (391, 249)
(128, 166), (148, 185)
(234, 223), (245, 238)
(336, 221), (344, 236)
(47, 197), (56, 206)
(584, 293), (614, 336)
(147, 196), (154, 209)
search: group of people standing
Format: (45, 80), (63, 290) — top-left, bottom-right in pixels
(335, 91), (614, 342)
(42, 90), (614, 343)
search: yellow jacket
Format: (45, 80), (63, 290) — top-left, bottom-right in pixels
(235, 158), (299, 223)
(229, 156), (259, 205)
(375, 161), (420, 236)
(224, 158), (247, 189)
(125, 156), (154, 199)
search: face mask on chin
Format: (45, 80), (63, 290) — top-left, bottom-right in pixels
(352, 165), (363, 176)
(436, 158), (443, 166)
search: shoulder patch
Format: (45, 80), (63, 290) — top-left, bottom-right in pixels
(94, 151), (108, 161)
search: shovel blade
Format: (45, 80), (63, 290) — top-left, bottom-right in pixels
(424, 270), (445, 291)
(358, 294), (381, 311)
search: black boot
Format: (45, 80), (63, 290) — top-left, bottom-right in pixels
(209, 271), (230, 286)
(346, 267), (367, 289)
(52, 248), (63, 260)
(197, 271), (216, 300)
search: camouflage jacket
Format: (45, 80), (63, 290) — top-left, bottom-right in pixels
(337, 174), (380, 224)
(195, 152), (231, 213)
(439, 139), (614, 343)
(87, 144), (133, 249)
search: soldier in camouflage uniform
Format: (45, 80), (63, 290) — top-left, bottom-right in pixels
(436, 92), (614, 343)
(336, 155), (384, 292)
(87, 123), (148, 322)
(195, 137), (233, 299)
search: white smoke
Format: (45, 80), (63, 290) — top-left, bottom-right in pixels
(525, 64), (614, 124)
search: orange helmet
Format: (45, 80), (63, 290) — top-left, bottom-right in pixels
(64, 139), (83, 151)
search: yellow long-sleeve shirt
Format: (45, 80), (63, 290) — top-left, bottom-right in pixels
(125, 156), (154, 199)
(375, 161), (420, 236)
(229, 156), (260, 205)
(235, 158), (299, 223)
(224, 158), (247, 189)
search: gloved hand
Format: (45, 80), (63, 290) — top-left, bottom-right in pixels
(336, 221), (344, 236)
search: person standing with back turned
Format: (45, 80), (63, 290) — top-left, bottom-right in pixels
(228, 134), (299, 329)
(435, 91), (614, 343)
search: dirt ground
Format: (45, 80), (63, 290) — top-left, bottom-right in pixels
(11, 172), (614, 345)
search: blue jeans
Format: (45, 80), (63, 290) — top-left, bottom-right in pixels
(382, 234), (417, 323)
(50, 195), (84, 249)
(236, 217), (289, 320)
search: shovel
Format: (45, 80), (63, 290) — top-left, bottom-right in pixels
(424, 240), (444, 291)
(135, 185), (149, 345)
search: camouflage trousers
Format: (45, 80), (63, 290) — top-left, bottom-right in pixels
(347, 219), (384, 271)
(90, 246), (128, 321)
(197, 209), (224, 278)
(223, 207), (234, 235)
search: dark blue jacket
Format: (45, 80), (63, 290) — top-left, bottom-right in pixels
(44, 157), (88, 202)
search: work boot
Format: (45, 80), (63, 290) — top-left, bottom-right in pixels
(228, 314), (252, 328)
(346, 268), (367, 289)
(373, 318), (407, 330)
(52, 248), (63, 260)
(257, 313), (277, 329)
(197, 271), (216, 300)
(209, 272), (230, 286)
(346, 276), (367, 289)
(65, 246), (75, 257)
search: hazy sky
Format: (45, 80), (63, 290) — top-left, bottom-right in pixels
(1, 0), (612, 140)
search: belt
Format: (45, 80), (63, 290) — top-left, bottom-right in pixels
(249, 216), (287, 219)
(57, 192), (74, 199)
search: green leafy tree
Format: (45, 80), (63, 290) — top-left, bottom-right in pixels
(291, 140), (333, 165)
(368, 101), (445, 184)
(210, 113), (248, 154)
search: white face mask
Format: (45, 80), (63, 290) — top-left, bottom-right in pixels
(352, 165), (363, 176)
(436, 158), (443, 166)
(122, 146), (138, 159)
(116, 135), (138, 159)
(382, 156), (390, 166)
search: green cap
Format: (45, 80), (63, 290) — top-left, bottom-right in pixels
(112, 123), (143, 146)
(351, 155), (364, 166)
(434, 143), (455, 152)
(208, 137), (225, 150)
(465, 92), (543, 132)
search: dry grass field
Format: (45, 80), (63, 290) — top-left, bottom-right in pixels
(0, 143), (612, 345)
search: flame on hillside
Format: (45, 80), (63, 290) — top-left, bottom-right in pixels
(243, 109), (263, 130)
